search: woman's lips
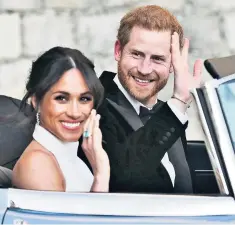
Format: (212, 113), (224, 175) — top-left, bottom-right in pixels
(61, 121), (81, 130)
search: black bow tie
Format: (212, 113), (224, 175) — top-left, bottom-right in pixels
(139, 106), (154, 117)
(139, 106), (156, 124)
(139, 101), (164, 124)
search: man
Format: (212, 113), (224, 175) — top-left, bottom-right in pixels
(79, 5), (202, 193)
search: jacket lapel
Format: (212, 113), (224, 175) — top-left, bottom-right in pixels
(100, 71), (143, 131)
(106, 98), (143, 131)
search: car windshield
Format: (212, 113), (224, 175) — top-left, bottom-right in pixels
(217, 78), (235, 151)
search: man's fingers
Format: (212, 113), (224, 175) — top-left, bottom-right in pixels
(193, 59), (203, 78)
(182, 38), (189, 62)
(171, 32), (181, 68)
(193, 59), (203, 87)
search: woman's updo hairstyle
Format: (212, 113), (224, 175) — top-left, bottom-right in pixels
(20, 46), (104, 113)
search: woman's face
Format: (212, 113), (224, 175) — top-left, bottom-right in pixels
(38, 68), (94, 142)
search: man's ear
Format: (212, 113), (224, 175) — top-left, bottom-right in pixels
(31, 95), (37, 110)
(114, 40), (122, 61)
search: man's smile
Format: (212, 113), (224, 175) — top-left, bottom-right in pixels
(130, 75), (156, 87)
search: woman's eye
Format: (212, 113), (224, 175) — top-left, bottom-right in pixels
(80, 96), (92, 103)
(55, 95), (67, 102)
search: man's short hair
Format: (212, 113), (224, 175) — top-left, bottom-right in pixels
(117, 5), (184, 49)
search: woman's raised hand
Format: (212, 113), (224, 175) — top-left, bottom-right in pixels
(81, 109), (110, 192)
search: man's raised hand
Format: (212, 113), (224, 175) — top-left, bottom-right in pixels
(171, 32), (203, 103)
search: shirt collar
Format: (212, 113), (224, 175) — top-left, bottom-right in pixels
(114, 74), (157, 114)
(33, 124), (79, 158)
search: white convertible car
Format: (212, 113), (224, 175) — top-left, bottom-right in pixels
(0, 56), (235, 224)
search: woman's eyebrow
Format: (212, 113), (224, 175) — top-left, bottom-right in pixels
(51, 91), (69, 95)
(51, 90), (93, 96)
(80, 91), (93, 96)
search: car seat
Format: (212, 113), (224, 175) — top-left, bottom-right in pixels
(0, 166), (12, 188)
(0, 95), (34, 169)
(204, 55), (235, 79)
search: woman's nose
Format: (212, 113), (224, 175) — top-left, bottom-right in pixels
(67, 102), (81, 118)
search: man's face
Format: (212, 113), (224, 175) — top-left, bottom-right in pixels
(114, 26), (173, 106)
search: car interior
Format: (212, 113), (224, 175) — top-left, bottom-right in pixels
(204, 55), (235, 79)
(0, 56), (235, 193)
(189, 55), (235, 194)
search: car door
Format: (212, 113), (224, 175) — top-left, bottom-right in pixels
(185, 100), (219, 194)
(2, 188), (235, 224)
(186, 140), (219, 194)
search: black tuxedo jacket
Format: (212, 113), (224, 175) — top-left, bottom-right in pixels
(78, 71), (189, 193)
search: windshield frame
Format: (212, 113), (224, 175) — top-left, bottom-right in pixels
(192, 74), (235, 196)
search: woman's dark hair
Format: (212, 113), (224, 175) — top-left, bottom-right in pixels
(20, 46), (104, 112)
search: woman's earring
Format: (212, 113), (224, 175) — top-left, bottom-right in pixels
(36, 112), (40, 125)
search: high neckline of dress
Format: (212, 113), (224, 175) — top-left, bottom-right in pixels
(33, 124), (79, 154)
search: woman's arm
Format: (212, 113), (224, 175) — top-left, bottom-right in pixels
(82, 109), (110, 192)
(12, 149), (65, 191)
(90, 175), (110, 192)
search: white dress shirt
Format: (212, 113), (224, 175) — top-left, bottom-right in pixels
(114, 75), (188, 186)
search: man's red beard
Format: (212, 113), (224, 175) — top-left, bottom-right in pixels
(117, 63), (168, 104)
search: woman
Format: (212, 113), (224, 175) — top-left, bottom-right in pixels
(12, 47), (110, 192)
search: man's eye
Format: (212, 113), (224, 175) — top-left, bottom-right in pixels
(132, 52), (142, 58)
(55, 95), (67, 102)
(152, 57), (164, 63)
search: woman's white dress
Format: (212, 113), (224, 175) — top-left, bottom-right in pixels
(33, 124), (93, 192)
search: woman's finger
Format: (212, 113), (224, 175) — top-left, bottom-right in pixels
(86, 109), (96, 149)
(83, 112), (91, 135)
(88, 109), (96, 134)
(83, 109), (95, 138)
(82, 111), (93, 150)
(92, 114), (102, 151)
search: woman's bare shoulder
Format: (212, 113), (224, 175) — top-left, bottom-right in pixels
(22, 141), (54, 162)
(12, 141), (65, 191)
(14, 141), (54, 170)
